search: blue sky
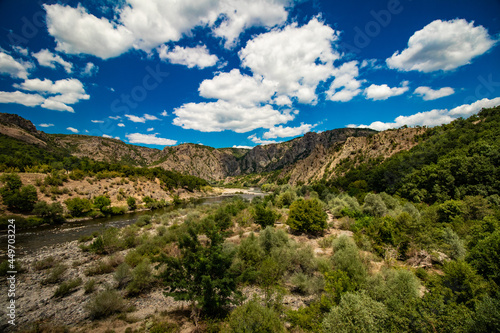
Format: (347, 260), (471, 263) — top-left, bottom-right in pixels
(0, 0), (499, 149)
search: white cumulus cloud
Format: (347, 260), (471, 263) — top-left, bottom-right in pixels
(66, 127), (79, 133)
(173, 100), (295, 133)
(44, 0), (292, 59)
(0, 51), (31, 79)
(38, 123), (54, 128)
(262, 123), (316, 139)
(158, 45), (219, 69)
(349, 97), (500, 131)
(327, 61), (363, 102)
(199, 69), (276, 107)
(386, 19), (496, 72)
(126, 132), (177, 146)
(239, 17), (340, 104)
(248, 134), (277, 145)
(33, 49), (73, 73)
(0, 91), (45, 107)
(81, 62), (99, 77)
(364, 81), (409, 101)
(414, 86), (454, 100)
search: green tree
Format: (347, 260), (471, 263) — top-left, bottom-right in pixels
(65, 197), (92, 217)
(287, 199), (327, 235)
(253, 203), (278, 228)
(0, 173), (38, 212)
(227, 299), (285, 333)
(322, 292), (388, 333)
(126, 196), (137, 210)
(158, 225), (238, 317)
(93, 195), (111, 212)
(468, 229), (500, 286)
(32, 201), (64, 223)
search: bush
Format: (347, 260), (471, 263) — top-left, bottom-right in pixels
(287, 199), (327, 235)
(135, 214), (152, 227)
(126, 259), (155, 295)
(32, 201), (65, 224)
(252, 204), (278, 228)
(127, 196), (137, 210)
(322, 292), (388, 333)
(362, 193), (388, 217)
(114, 263), (132, 289)
(93, 195), (111, 212)
(64, 197), (92, 217)
(34, 256), (55, 270)
(42, 264), (67, 284)
(85, 289), (127, 320)
(84, 279), (96, 294)
(53, 278), (82, 298)
(227, 299), (285, 333)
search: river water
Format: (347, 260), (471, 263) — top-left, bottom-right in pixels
(1, 191), (264, 256)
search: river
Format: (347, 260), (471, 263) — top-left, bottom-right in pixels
(0, 191), (264, 256)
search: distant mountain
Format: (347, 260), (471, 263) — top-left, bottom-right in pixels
(0, 112), (424, 183)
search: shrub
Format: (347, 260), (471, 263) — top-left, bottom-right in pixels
(85, 289), (127, 320)
(34, 256), (56, 270)
(53, 278), (82, 298)
(84, 279), (96, 294)
(362, 193), (388, 217)
(135, 214), (152, 227)
(114, 263), (132, 289)
(322, 292), (388, 333)
(287, 199), (327, 235)
(93, 195), (111, 212)
(32, 201), (65, 224)
(126, 260), (155, 295)
(252, 204), (278, 228)
(42, 264), (67, 284)
(227, 299), (285, 333)
(126, 196), (137, 210)
(331, 236), (366, 289)
(64, 197), (92, 217)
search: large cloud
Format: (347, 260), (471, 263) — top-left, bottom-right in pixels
(173, 100), (295, 133)
(158, 45), (219, 69)
(0, 91), (45, 107)
(387, 19), (496, 72)
(44, 0), (291, 59)
(198, 69), (277, 106)
(239, 17), (340, 104)
(126, 132), (177, 146)
(44, 4), (134, 59)
(349, 97), (500, 131)
(0, 51), (31, 79)
(10, 78), (89, 112)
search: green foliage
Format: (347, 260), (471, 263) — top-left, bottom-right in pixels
(441, 260), (487, 307)
(114, 263), (132, 289)
(158, 224), (238, 317)
(362, 193), (388, 217)
(32, 201), (65, 224)
(252, 203), (278, 228)
(64, 197), (92, 217)
(126, 259), (155, 295)
(84, 279), (96, 294)
(93, 195), (111, 212)
(53, 278), (82, 298)
(0, 173), (38, 212)
(227, 299), (285, 333)
(85, 289), (127, 320)
(42, 264), (67, 284)
(468, 229), (500, 286)
(34, 256), (55, 270)
(126, 196), (137, 210)
(322, 292), (388, 333)
(331, 236), (367, 290)
(287, 198), (327, 235)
